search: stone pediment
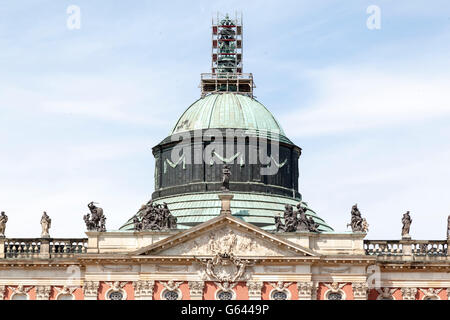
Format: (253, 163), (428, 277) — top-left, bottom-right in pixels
(132, 214), (318, 258)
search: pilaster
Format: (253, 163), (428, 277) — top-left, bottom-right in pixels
(401, 287), (417, 300)
(297, 281), (316, 300)
(247, 281), (263, 300)
(188, 281), (205, 300)
(83, 281), (99, 300)
(352, 282), (369, 300)
(133, 280), (155, 300)
(36, 286), (51, 300)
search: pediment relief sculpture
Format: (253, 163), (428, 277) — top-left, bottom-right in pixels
(156, 227), (296, 257)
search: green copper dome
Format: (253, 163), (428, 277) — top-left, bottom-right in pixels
(172, 93), (287, 137)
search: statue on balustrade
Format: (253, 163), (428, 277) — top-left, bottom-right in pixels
(348, 204), (368, 233)
(133, 201), (177, 231)
(83, 202), (106, 232)
(274, 203), (320, 233)
(0, 211), (8, 238)
(401, 211), (412, 238)
(40, 211), (51, 238)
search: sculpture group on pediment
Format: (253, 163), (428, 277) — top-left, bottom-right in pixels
(274, 203), (320, 233)
(133, 200), (177, 231)
(84, 202), (106, 232)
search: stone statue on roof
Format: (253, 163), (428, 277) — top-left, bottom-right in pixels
(40, 211), (51, 238)
(0, 211), (8, 238)
(401, 211), (412, 238)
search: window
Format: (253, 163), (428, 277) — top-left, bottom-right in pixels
(57, 294), (74, 300)
(163, 290), (179, 300)
(271, 291), (288, 300)
(423, 295), (439, 300)
(11, 293), (28, 300)
(217, 291), (233, 300)
(327, 292), (343, 300)
(108, 291), (124, 300)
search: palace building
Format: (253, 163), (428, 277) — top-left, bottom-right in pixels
(0, 13), (449, 301)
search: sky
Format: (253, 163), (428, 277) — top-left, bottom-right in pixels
(0, 0), (449, 239)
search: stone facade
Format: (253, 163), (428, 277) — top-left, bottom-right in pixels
(0, 213), (448, 300)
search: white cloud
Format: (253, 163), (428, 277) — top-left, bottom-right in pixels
(281, 67), (450, 137)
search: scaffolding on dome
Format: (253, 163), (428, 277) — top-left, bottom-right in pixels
(200, 12), (255, 98)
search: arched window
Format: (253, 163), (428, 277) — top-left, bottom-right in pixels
(57, 294), (74, 300)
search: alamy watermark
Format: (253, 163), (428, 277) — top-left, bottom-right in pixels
(169, 129), (283, 176)
(366, 5), (381, 30)
(67, 5), (81, 30)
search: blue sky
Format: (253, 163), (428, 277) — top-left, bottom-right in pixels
(0, 0), (449, 239)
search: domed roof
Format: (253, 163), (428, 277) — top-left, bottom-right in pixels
(172, 93), (287, 137)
